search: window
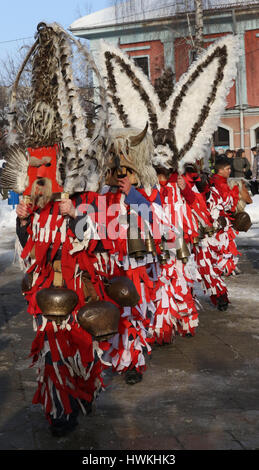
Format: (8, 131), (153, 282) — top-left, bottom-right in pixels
(132, 56), (150, 77)
(213, 126), (230, 147)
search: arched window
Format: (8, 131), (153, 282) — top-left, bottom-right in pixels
(249, 123), (259, 164)
(132, 55), (150, 78)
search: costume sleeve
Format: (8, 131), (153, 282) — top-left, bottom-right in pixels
(230, 185), (240, 212)
(68, 193), (97, 241)
(180, 183), (196, 206)
(16, 217), (29, 247)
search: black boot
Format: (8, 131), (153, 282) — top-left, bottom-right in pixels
(50, 413), (78, 437)
(125, 368), (143, 385)
(217, 294), (229, 311)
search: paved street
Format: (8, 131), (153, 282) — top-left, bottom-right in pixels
(0, 226), (259, 453)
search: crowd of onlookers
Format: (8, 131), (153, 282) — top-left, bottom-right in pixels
(209, 145), (259, 195)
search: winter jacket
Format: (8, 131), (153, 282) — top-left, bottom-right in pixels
(252, 154), (259, 179)
(232, 157), (250, 178)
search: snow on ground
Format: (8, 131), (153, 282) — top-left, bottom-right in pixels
(0, 197), (17, 266)
(236, 195), (259, 246)
(0, 197), (16, 232)
(245, 194), (259, 225)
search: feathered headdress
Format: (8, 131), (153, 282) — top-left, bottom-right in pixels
(97, 35), (240, 172)
(1, 22), (109, 195)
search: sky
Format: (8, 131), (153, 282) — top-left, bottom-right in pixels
(0, 0), (111, 62)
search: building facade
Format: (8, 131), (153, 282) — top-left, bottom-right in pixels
(70, 0), (259, 162)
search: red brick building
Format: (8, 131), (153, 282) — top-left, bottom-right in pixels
(70, 0), (259, 162)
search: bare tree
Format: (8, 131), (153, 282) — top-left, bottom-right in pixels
(0, 45), (33, 156)
(74, 1), (93, 19)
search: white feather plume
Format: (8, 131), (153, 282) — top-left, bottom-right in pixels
(98, 35), (240, 171)
(0, 144), (29, 193)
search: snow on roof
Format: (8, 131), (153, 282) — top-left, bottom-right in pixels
(70, 0), (259, 31)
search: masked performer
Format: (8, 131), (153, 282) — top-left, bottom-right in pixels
(206, 156), (241, 279)
(0, 23), (121, 436)
(97, 36), (240, 339)
(179, 164), (230, 311)
(71, 125), (161, 383)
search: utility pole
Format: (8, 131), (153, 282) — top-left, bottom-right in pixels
(232, 8), (245, 151)
(193, 0), (211, 170)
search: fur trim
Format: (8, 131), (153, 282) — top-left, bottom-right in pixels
(105, 127), (158, 192)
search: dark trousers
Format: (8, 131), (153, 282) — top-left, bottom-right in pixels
(249, 180), (259, 195)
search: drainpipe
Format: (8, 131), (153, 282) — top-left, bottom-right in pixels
(232, 8), (245, 149)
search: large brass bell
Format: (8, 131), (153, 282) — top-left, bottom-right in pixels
(105, 276), (140, 307)
(232, 211), (252, 232)
(176, 237), (190, 264)
(127, 224), (147, 260)
(21, 273), (33, 296)
(77, 300), (120, 340)
(158, 236), (170, 265)
(36, 287), (78, 324)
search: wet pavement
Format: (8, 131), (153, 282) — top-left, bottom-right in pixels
(0, 226), (259, 456)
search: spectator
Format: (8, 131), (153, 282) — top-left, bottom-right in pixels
(250, 146), (259, 194)
(232, 148), (251, 178)
(209, 146), (218, 174)
(225, 149), (234, 177)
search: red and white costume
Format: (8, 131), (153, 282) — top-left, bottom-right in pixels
(182, 173), (229, 306)
(148, 175), (200, 340)
(207, 174), (240, 277)
(70, 188), (156, 376)
(18, 192), (110, 426)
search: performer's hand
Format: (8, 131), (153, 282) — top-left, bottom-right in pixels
(177, 175), (186, 191)
(118, 176), (132, 195)
(16, 201), (30, 221)
(59, 199), (76, 218)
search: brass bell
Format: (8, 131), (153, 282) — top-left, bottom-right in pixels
(193, 224), (204, 245)
(145, 233), (157, 257)
(232, 211), (252, 232)
(105, 276), (140, 307)
(158, 236), (170, 265)
(21, 273), (33, 296)
(176, 237), (190, 264)
(192, 235), (200, 246)
(36, 287), (78, 324)
(127, 225), (147, 260)
(77, 300), (120, 340)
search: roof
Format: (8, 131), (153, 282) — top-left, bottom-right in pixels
(70, 0), (259, 31)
